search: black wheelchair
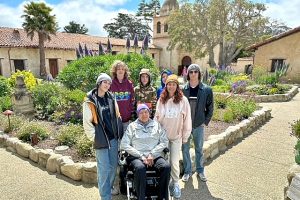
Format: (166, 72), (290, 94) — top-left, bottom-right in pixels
(119, 148), (169, 200)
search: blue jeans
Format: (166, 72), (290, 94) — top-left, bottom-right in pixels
(182, 126), (204, 174)
(95, 139), (118, 200)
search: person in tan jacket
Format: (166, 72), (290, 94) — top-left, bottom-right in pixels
(155, 74), (192, 199)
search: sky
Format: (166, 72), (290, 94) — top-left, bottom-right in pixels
(0, 0), (300, 36)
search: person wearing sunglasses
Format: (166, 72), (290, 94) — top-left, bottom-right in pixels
(181, 64), (214, 183)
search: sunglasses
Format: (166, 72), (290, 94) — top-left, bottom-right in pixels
(189, 70), (199, 74)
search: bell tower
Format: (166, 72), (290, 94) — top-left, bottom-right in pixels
(153, 0), (179, 71)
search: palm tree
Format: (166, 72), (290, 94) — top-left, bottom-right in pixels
(22, 2), (58, 77)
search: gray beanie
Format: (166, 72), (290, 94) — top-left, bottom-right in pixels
(96, 73), (112, 85)
(187, 64), (203, 74)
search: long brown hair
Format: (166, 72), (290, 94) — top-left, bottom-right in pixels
(110, 60), (130, 79)
(159, 83), (183, 104)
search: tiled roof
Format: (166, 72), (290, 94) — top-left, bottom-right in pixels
(247, 26), (300, 50)
(0, 27), (158, 50)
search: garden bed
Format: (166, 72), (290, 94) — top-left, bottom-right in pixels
(0, 119), (237, 163)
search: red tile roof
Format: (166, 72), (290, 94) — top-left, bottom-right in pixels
(247, 26), (300, 50)
(0, 27), (158, 50)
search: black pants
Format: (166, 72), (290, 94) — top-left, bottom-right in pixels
(127, 156), (171, 200)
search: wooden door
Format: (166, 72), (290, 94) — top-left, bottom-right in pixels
(49, 59), (58, 78)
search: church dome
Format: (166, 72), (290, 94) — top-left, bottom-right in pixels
(159, 0), (179, 16)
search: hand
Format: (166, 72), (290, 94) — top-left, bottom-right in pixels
(146, 154), (154, 167)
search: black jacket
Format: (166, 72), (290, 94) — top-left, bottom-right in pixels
(182, 82), (214, 128)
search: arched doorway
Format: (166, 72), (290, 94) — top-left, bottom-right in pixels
(178, 56), (192, 75)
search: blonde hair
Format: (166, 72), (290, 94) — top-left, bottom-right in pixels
(110, 60), (130, 79)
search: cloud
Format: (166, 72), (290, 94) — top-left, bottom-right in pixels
(0, 0), (134, 36)
(264, 0), (300, 28)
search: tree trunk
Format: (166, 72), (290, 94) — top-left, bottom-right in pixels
(38, 32), (47, 78)
(218, 39), (224, 67)
(208, 47), (216, 68)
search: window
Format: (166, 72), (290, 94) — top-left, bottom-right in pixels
(14, 59), (25, 71)
(164, 24), (168, 32)
(112, 51), (118, 55)
(157, 22), (161, 34)
(270, 59), (284, 72)
(152, 53), (155, 59)
(67, 60), (74, 64)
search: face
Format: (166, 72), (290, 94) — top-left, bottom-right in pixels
(140, 74), (149, 86)
(116, 65), (126, 78)
(189, 70), (199, 81)
(138, 109), (150, 123)
(162, 73), (168, 84)
(99, 80), (111, 93)
(166, 82), (177, 96)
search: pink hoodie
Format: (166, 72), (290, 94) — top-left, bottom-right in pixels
(155, 96), (192, 143)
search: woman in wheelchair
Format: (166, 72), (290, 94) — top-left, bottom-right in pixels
(120, 104), (171, 200)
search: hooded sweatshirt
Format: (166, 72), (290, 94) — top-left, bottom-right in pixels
(110, 77), (134, 122)
(155, 96), (192, 143)
(156, 69), (172, 99)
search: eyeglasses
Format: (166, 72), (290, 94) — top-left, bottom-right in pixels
(189, 70), (199, 74)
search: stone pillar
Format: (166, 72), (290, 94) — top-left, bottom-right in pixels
(11, 76), (34, 116)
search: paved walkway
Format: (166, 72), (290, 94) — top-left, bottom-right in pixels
(1, 90), (299, 200)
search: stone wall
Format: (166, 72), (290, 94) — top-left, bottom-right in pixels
(0, 107), (271, 184)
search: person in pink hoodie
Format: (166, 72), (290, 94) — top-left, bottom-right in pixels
(155, 74), (192, 199)
(110, 60), (135, 132)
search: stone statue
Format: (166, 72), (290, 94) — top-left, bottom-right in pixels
(12, 75), (34, 115)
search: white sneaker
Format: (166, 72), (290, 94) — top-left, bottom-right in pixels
(111, 187), (119, 195)
(198, 173), (207, 182)
(173, 183), (181, 198)
(182, 173), (191, 182)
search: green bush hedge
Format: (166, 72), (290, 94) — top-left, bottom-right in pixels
(0, 76), (11, 97)
(17, 121), (48, 142)
(57, 124), (84, 146)
(58, 53), (159, 92)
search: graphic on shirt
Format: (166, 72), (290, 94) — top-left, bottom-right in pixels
(165, 106), (180, 118)
(114, 91), (131, 101)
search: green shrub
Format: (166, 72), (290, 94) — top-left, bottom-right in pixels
(212, 85), (231, 93)
(1, 114), (28, 133)
(0, 96), (12, 112)
(214, 94), (228, 109)
(50, 89), (85, 124)
(32, 83), (62, 118)
(75, 135), (94, 157)
(17, 121), (48, 142)
(291, 119), (300, 139)
(223, 109), (234, 123)
(0, 76), (11, 97)
(8, 70), (38, 91)
(58, 53), (159, 92)
(252, 65), (267, 83)
(214, 79), (226, 86)
(57, 124), (84, 146)
(227, 97), (257, 120)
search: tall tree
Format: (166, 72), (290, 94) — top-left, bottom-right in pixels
(103, 13), (149, 40)
(136, 0), (161, 32)
(22, 2), (58, 77)
(64, 21), (88, 34)
(168, 0), (269, 67)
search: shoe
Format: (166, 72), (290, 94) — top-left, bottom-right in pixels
(198, 173), (207, 182)
(173, 183), (181, 198)
(182, 173), (191, 182)
(111, 187), (119, 195)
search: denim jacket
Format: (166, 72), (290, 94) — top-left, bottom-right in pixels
(182, 82), (214, 128)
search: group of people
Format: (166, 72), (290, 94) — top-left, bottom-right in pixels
(82, 60), (214, 200)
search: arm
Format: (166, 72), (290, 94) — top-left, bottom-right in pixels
(120, 124), (143, 158)
(204, 87), (214, 126)
(182, 98), (192, 143)
(82, 102), (95, 141)
(150, 123), (168, 159)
